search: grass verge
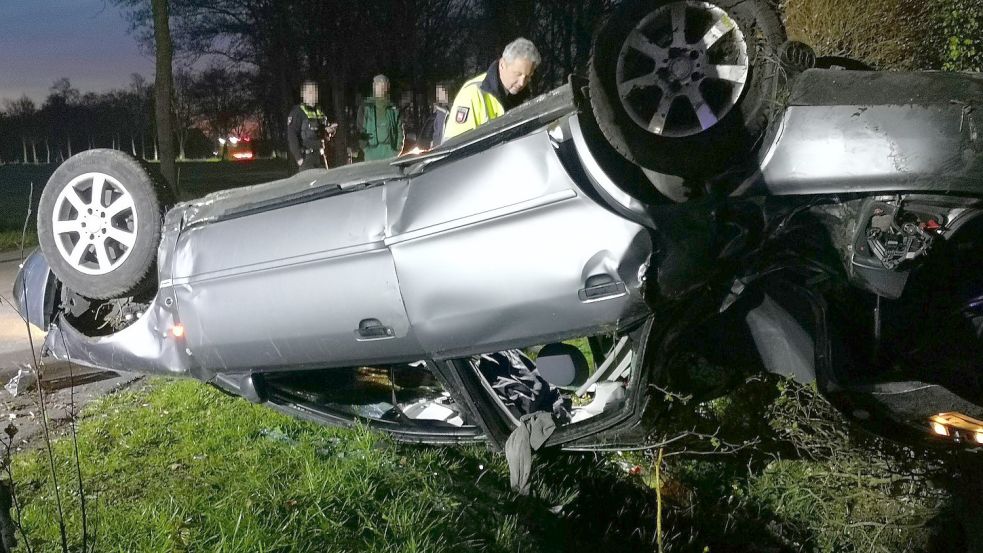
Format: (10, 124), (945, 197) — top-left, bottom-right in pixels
(0, 231), (37, 254)
(7, 379), (668, 553)
(4, 375), (972, 552)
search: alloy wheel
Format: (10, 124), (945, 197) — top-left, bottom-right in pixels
(51, 172), (139, 276)
(616, 1), (750, 137)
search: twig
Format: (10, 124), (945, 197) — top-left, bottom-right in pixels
(18, 182), (70, 553)
(1, 426), (33, 553)
(57, 334), (89, 552)
(655, 448), (664, 553)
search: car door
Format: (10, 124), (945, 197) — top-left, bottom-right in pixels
(385, 123), (652, 359)
(171, 178), (422, 373)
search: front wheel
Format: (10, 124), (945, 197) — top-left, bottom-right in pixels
(589, 0), (786, 179)
(37, 149), (162, 300)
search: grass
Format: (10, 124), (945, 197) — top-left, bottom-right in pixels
(634, 376), (963, 552)
(7, 374), (968, 553)
(0, 231), (36, 254)
(6, 379), (670, 553)
(782, 0), (934, 70)
(0, 165), (55, 234)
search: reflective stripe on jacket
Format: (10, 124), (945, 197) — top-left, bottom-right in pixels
(442, 73), (507, 142)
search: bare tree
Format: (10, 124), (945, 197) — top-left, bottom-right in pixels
(191, 66), (255, 154)
(152, 0), (179, 195)
(173, 69), (196, 160)
(4, 97), (39, 163)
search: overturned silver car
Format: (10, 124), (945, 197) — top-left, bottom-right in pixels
(14, 0), (983, 450)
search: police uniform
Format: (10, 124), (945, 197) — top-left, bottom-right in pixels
(443, 60), (531, 142)
(287, 103), (329, 170)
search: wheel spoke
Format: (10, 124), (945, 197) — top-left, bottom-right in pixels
(648, 94), (676, 134)
(700, 14), (736, 49)
(63, 187), (87, 213)
(94, 238), (112, 272)
(686, 89), (718, 130)
(53, 219), (83, 236)
(619, 72), (660, 97)
(69, 239), (90, 266)
(93, 238), (113, 273)
(90, 174), (106, 208)
(105, 194), (135, 218)
(626, 31), (667, 62)
(706, 63), (748, 84)
(670, 3), (687, 46)
(106, 227), (136, 249)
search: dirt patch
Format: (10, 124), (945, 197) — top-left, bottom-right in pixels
(1, 372), (142, 452)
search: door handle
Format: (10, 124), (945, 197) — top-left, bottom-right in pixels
(355, 318), (395, 341)
(579, 274), (627, 302)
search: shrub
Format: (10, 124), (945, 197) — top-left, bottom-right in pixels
(930, 0), (983, 71)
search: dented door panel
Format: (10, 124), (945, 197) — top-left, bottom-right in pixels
(387, 130), (653, 358)
(171, 185), (421, 372)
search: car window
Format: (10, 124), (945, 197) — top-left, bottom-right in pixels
(264, 362), (475, 430)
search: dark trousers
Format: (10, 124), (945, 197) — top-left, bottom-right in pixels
(297, 152), (325, 172)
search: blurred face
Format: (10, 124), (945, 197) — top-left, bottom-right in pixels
(498, 57), (537, 95)
(435, 85), (448, 105)
(301, 84), (318, 105)
(373, 79), (389, 99)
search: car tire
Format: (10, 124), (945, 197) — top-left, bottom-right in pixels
(37, 149), (162, 300)
(589, 0), (786, 179)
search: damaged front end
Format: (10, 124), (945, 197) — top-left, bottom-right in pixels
(13, 206), (195, 379)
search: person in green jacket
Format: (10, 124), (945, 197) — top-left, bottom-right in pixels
(357, 74), (405, 161)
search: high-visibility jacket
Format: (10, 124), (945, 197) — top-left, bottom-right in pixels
(443, 73), (507, 141)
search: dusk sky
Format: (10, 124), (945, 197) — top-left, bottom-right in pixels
(0, 0), (153, 105)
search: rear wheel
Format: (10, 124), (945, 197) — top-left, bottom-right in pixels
(589, 0), (785, 179)
(38, 149), (162, 300)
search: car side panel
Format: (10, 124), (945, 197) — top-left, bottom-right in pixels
(742, 70), (983, 197)
(387, 130), (653, 358)
(170, 185), (421, 372)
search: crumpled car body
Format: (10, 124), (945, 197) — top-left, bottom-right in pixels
(14, 68), (983, 451)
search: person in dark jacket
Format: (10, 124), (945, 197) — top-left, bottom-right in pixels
(287, 80), (337, 170)
(420, 83), (450, 149)
(357, 75), (404, 161)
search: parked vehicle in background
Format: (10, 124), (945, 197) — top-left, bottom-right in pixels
(219, 135), (254, 161)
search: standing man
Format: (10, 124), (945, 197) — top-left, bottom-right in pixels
(443, 38), (541, 142)
(357, 75), (404, 161)
(287, 80), (337, 171)
(420, 83), (450, 149)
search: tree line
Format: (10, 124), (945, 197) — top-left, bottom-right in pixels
(0, 67), (259, 166)
(0, 0), (617, 168)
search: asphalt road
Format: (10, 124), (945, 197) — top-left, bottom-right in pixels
(0, 252), (45, 383)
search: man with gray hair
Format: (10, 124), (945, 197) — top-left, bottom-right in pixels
(443, 38), (541, 141)
(357, 74), (405, 161)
